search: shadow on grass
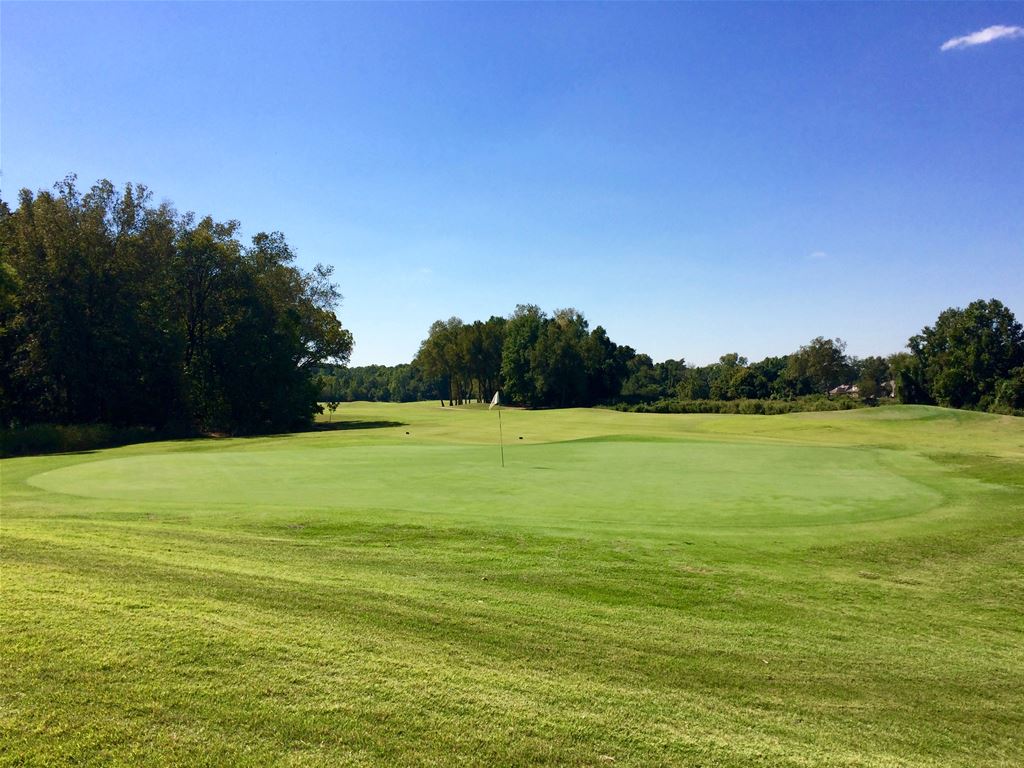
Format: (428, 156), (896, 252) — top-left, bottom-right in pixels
(313, 420), (407, 432)
(1, 419), (408, 457)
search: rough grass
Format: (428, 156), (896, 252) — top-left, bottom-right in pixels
(2, 403), (1022, 766)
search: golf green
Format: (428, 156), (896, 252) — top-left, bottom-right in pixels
(2, 403), (1022, 767)
(28, 441), (940, 535)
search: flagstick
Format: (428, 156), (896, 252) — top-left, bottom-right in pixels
(497, 405), (505, 467)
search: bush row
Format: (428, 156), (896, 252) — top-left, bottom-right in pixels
(608, 395), (868, 415)
(0, 423), (165, 458)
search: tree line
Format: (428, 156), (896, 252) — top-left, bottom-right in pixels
(411, 306), (635, 408)
(318, 299), (1023, 415)
(313, 363), (435, 405)
(4, 176), (1021, 436)
(0, 177), (353, 434)
(895, 299), (1023, 411)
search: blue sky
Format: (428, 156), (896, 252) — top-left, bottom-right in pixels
(3, 2), (1022, 366)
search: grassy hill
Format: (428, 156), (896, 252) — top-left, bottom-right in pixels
(2, 403), (1022, 766)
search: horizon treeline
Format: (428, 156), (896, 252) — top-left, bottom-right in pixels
(4, 177), (1023, 437)
(320, 299), (1024, 415)
(0, 177), (353, 433)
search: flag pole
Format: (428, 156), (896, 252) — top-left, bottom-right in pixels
(497, 404), (505, 467)
(490, 389), (504, 467)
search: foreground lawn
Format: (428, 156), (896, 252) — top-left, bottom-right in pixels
(2, 403), (1022, 766)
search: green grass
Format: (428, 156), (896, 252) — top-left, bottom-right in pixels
(2, 403), (1022, 766)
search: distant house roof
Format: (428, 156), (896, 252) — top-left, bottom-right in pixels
(829, 383), (860, 396)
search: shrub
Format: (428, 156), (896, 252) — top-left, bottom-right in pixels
(608, 395), (868, 416)
(0, 424), (161, 458)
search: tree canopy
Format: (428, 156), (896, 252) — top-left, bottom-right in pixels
(3, 178), (1021, 428)
(0, 176), (352, 433)
(337, 299), (1023, 417)
(906, 299), (1024, 409)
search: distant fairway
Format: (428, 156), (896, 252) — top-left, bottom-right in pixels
(3, 404), (1023, 766)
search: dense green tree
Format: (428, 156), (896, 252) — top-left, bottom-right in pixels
(417, 306), (632, 408)
(621, 354), (659, 402)
(317, 363), (435, 403)
(855, 356), (891, 402)
(501, 304), (546, 406)
(0, 203), (21, 317)
(344, 298), (1021, 418)
(0, 202), (20, 423)
(173, 214), (244, 427)
(888, 352), (930, 405)
(708, 354), (748, 400)
(194, 230), (353, 432)
(463, 316), (506, 402)
(677, 366), (710, 400)
(727, 367), (767, 400)
(416, 317), (467, 404)
(994, 367), (1024, 411)
(622, 355), (686, 402)
(582, 329), (632, 403)
(784, 337), (852, 395)
(908, 299), (1024, 409)
(748, 356), (789, 398)
(0, 177), (351, 433)
(656, 358), (687, 393)
(387, 363), (434, 402)
(0, 178), (181, 426)
(530, 308), (589, 407)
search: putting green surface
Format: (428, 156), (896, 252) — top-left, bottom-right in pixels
(27, 441), (941, 534)
(2, 403), (1023, 766)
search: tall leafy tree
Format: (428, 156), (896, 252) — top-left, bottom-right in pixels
(888, 352), (930, 405)
(855, 356), (891, 402)
(416, 317), (467, 404)
(0, 177), (351, 433)
(708, 354), (748, 400)
(994, 367), (1024, 411)
(750, 356), (789, 399)
(726, 366), (766, 400)
(531, 308), (589, 407)
(908, 299), (1024, 408)
(173, 214), (243, 427)
(463, 316), (506, 402)
(677, 366), (711, 400)
(582, 327), (630, 403)
(501, 304), (546, 406)
(784, 337), (852, 395)
(621, 354), (661, 402)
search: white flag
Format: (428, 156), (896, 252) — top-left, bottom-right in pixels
(489, 390), (500, 409)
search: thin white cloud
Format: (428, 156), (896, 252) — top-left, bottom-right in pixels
(940, 24), (1024, 51)
(808, 250), (828, 261)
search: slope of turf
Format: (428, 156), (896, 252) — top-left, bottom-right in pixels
(2, 403), (1022, 766)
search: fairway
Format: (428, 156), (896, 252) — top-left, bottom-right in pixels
(3, 403), (1023, 766)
